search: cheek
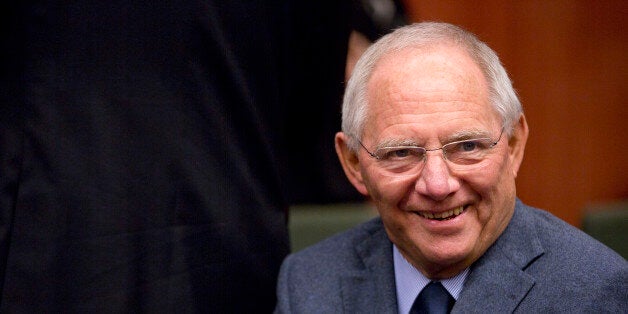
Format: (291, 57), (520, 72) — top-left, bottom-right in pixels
(362, 166), (418, 205)
(471, 154), (517, 230)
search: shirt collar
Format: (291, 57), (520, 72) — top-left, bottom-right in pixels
(393, 245), (469, 314)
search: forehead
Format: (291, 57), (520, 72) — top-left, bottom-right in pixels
(365, 45), (498, 137)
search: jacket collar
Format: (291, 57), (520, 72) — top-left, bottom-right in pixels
(453, 199), (545, 313)
(340, 219), (398, 314)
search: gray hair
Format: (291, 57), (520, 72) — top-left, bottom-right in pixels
(342, 22), (522, 152)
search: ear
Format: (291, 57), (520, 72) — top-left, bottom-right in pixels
(335, 132), (370, 196)
(508, 114), (529, 178)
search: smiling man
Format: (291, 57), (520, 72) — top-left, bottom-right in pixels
(275, 22), (627, 313)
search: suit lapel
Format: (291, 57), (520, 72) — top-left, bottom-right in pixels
(341, 220), (398, 314)
(453, 201), (544, 313)
(453, 249), (536, 313)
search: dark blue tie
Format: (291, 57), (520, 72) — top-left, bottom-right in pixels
(410, 281), (455, 314)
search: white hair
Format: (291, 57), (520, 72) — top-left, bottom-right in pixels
(342, 21), (522, 151)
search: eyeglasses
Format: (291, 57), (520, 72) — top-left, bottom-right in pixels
(358, 128), (505, 175)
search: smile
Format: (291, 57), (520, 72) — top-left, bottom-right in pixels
(416, 206), (466, 221)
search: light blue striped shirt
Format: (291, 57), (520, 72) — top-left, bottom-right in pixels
(393, 245), (469, 314)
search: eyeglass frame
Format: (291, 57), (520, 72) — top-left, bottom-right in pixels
(356, 127), (506, 167)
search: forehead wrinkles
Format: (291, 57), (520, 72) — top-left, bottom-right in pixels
(371, 46), (488, 102)
(364, 45), (491, 137)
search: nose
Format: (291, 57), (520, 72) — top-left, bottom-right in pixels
(414, 151), (460, 201)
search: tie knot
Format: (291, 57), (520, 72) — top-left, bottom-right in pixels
(410, 281), (455, 314)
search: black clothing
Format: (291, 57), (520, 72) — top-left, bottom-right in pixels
(1, 2), (289, 312)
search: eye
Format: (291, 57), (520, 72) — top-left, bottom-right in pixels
(460, 140), (478, 152)
(451, 139), (493, 152)
(392, 148), (411, 158)
(378, 147), (423, 160)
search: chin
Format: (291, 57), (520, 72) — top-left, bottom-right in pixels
(423, 252), (474, 278)
(428, 247), (471, 265)
(391, 232), (470, 278)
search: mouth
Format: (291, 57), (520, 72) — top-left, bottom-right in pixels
(415, 205), (466, 221)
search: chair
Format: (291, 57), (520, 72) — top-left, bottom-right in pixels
(288, 202), (378, 252)
(581, 200), (628, 259)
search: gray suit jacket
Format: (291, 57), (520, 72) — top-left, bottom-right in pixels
(275, 199), (627, 313)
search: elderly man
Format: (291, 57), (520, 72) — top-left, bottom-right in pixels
(275, 22), (627, 313)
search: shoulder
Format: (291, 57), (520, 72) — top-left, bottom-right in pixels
(275, 218), (392, 313)
(510, 201), (628, 311)
(281, 217), (386, 274)
(516, 201), (624, 265)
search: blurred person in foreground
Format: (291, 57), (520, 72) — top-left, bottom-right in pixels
(0, 2), (291, 312)
(274, 22), (627, 313)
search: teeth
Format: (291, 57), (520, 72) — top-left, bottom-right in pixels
(419, 206), (464, 220)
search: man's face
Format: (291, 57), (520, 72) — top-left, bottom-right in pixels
(336, 44), (527, 278)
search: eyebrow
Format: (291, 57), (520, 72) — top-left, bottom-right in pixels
(375, 138), (419, 150)
(445, 129), (492, 142)
(373, 129), (493, 150)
